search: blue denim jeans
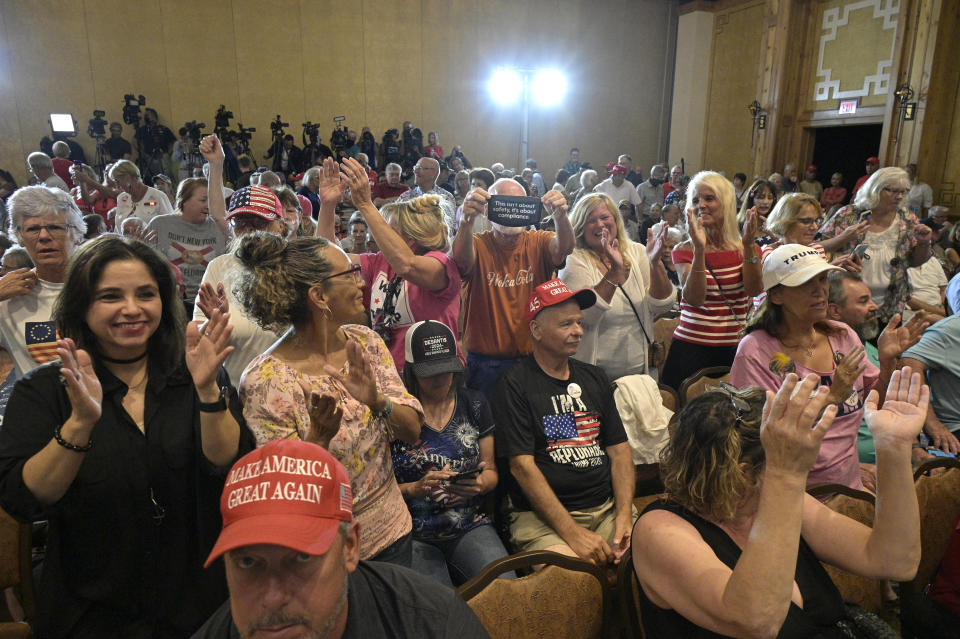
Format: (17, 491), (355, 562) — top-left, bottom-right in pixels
(466, 352), (520, 397)
(411, 523), (516, 587)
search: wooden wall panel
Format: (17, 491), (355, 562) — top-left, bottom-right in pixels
(701, 1), (765, 178)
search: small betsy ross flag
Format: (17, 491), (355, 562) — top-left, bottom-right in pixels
(26, 321), (58, 364)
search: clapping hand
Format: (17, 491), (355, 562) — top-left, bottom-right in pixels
(57, 338), (102, 427)
(0, 268), (38, 302)
(829, 346), (867, 404)
(318, 157), (346, 205)
(646, 223), (669, 263)
(877, 313), (929, 365)
(196, 282), (229, 320)
(322, 338), (379, 408)
(865, 366), (928, 448)
(760, 373), (838, 477)
(742, 206), (759, 244)
(339, 157), (373, 208)
(685, 207), (706, 251)
(185, 309), (235, 392)
(298, 379), (343, 448)
(600, 227), (624, 276)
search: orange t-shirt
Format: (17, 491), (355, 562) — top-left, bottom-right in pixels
(462, 230), (558, 357)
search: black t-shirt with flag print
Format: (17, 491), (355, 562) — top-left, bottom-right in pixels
(493, 355), (627, 512)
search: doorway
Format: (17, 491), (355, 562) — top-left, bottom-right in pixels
(809, 123), (883, 205)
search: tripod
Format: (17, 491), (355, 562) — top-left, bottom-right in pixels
(91, 135), (107, 175)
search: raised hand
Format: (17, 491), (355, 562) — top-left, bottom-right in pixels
(865, 366), (928, 448)
(317, 157), (346, 206)
(685, 207), (706, 251)
(185, 309), (235, 392)
(460, 187), (490, 227)
(877, 313), (929, 364)
(541, 188), (568, 218)
(339, 157), (373, 207)
(760, 373), (838, 476)
(646, 223), (669, 263)
(829, 346), (866, 404)
(298, 378), (343, 448)
(195, 282), (229, 320)
(57, 338), (102, 427)
(199, 135), (225, 165)
(323, 338), (379, 408)
(742, 206), (759, 244)
(0, 268), (38, 302)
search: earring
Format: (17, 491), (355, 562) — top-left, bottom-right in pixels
(320, 305), (332, 320)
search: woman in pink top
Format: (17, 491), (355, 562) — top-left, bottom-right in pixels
(233, 231), (424, 565)
(730, 245), (925, 491)
(316, 157), (461, 373)
(660, 172), (764, 390)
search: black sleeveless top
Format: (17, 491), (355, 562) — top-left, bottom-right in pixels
(636, 500), (847, 639)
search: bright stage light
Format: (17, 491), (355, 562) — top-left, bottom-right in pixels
(488, 69), (522, 105)
(531, 69), (567, 106)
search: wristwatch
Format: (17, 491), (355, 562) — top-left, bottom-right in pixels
(198, 386), (228, 413)
(744, 254), (760, 264)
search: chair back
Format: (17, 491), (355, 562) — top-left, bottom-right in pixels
(677, 366), (731, 407)
(616, 551), (646, 638)
(459, 550), (608, 639)
(0, 506), (35, 633)
(908, 463), (960, 596)
(657, 384), (677, 413)
(816, 487), (885, 615)
(653, 316), (680, 363)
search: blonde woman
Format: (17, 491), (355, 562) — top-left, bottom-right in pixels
(559, 193), (675, 379)
(317, 157), (461, 372)
(660, 171), (763, 390)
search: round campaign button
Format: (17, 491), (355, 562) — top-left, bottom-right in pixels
(567, 383), (582, 399)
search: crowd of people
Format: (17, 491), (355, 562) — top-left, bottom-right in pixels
(0, 118), (958, 638)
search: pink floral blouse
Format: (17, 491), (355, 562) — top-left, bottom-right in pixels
(239, 324), (423, 559)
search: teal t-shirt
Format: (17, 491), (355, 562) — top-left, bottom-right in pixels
(857, 341), (880, 463)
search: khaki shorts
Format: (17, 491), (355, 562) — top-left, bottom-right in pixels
(509, 498), (639, 552)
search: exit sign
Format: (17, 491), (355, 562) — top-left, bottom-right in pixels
(838, 99), (858, 114)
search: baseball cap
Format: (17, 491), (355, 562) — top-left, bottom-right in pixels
(226, 185), (282, 221)
(404, 320), (464, 378)
(204, 439), (353, 567)
(806, 165), (817, 173)
(526, 278), (597, 323)
(761, 244), (842, 291)
(297, 193), (313, 219)
(605, 162), (628, 176)
(866, 156), (879, 165)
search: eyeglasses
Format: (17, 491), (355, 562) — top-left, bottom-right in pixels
(230, 216), (273, 233)
(795, 217), (822, 227)
(318, 263), (363, 284)
(20, 224), (70, 238)
(882, 187), (908, 196)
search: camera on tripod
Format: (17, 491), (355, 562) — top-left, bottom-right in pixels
(214, 105), (233, 133)
(87, 110), (108, 138)
(183, 120), (206, 145)
(330, 116), (349, 152)
(302, 121), (320, 147)
(122, 94), (145, 126)
(270, 115), (288, 138)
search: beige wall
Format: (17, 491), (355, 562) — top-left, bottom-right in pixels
(668, 10), (714, 174)
(0, 0), (678, 188)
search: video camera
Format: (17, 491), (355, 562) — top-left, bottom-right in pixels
(330, 116), (349, 152)
(270, 115), (288, 138)
(183, 120), (206, 145)
(87, 110), (108, 138)
(122, 94), (145, 126)
(302, 121), (320, 147)
(214, 105), (233, 133)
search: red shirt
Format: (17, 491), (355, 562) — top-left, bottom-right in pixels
(371, 183), (410, 201)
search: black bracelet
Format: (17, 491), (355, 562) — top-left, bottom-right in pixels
(198, 386), (228, 413)
(54, 424), (92, 453)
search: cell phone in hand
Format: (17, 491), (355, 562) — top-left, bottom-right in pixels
(850, 244), (869, 259)
(450, 467), (481, 483)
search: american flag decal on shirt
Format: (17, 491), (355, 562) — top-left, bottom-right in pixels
(26, 321), (58, 364)
(541, 412), (601, 448)
(339, 482), (353, 513)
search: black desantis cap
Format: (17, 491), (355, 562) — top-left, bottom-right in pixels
(404, 320), (464, 378)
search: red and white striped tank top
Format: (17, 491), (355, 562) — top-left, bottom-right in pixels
(672, 248), (748, 346)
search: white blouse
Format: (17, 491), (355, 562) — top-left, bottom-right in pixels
(559, 242), (676, 381)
